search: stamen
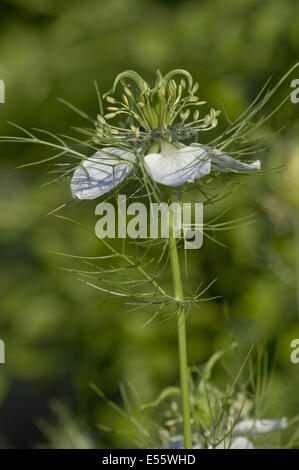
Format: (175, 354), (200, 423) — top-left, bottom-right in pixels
(94, 69), (220, 147)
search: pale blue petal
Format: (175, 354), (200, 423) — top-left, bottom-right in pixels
(144, 145), (211, 187)
(210, 147), (261, 172)
(216, 436), (254, 449)
(234, 417), (287, 436)
(71, 147), (135, 200)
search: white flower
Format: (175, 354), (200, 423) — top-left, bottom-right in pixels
(71, 141), (261, 200)
(217, 417), (287, 449)
(233, 417), (288, 436)
(215, 436), (254, 449)
(169, 417), (287, 449)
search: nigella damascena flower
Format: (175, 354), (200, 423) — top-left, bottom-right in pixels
(71, 70), (261, 200)
(170, 417), (287, 449)
(216, 417), (288, 449)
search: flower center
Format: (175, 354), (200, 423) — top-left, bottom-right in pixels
(94, 69), (220, 148)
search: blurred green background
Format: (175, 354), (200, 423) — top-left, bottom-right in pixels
(0, 0), (298, 448)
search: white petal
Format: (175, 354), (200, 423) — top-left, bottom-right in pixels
(215, 436), (254, 449)
(166, 440), (202, 449)
(234, 417), (287, 436)
(190, 143), (261, 172)
(192, 443), (202, 449)
(229, 437), (255, 449)
(210, 148), (261, 172)
(144, 145), (211, 187)
(71, 147), (135, 200)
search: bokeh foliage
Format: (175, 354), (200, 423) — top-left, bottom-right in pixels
(0, 0), (298, 448)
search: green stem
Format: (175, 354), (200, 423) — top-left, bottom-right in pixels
(168, 209), (192, 449)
